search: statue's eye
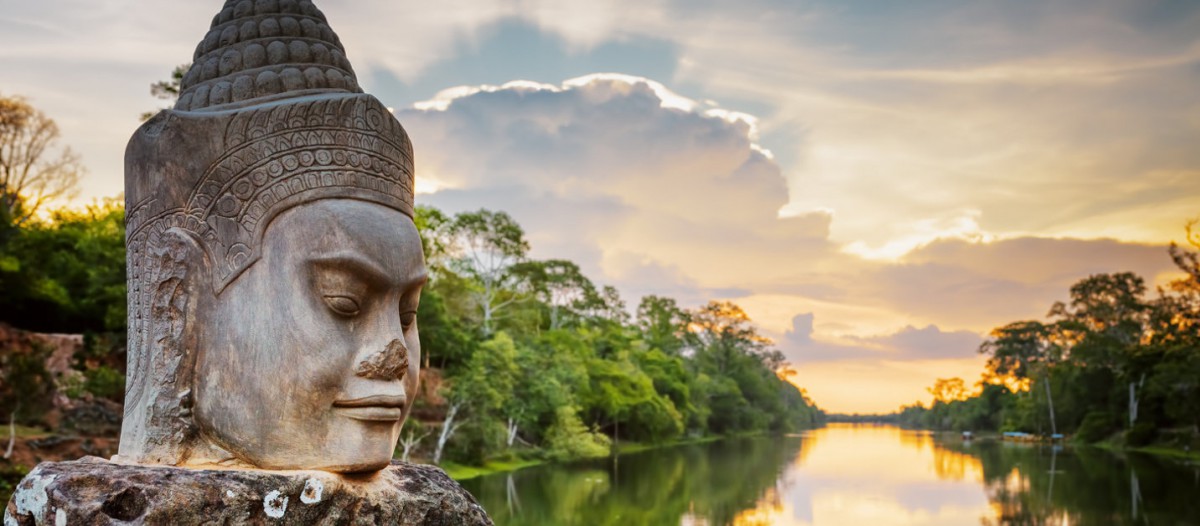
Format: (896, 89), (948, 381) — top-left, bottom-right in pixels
(400, 311), (417, 330)
(324, 295), (361, 316)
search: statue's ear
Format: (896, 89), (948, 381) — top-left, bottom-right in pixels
(121, 227), (211, 465)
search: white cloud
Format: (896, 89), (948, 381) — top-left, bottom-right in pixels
(842, 209), (996, 261)
(402, 74), (828, 295)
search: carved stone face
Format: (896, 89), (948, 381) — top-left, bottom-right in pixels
(191, 199), (425, 472)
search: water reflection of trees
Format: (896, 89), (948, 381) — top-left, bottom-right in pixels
(462, 437), (804, 526)
(895, 427), (934, 452)
(932, 439), (1200, 525)
(929, 440), (982, 482)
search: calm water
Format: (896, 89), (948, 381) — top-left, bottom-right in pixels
(460, 423), (1200, 525)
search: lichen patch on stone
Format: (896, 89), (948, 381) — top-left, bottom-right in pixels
(12, 470), (56, 521)
(263, 490), (288, 518)
(300, 478), (324, 504)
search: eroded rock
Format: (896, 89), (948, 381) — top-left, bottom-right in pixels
(3, 458), (492, 525)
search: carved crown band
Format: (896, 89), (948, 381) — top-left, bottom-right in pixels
(127, 94), (415, 293)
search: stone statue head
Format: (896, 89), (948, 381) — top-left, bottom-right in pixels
(119, 0), (424, 473)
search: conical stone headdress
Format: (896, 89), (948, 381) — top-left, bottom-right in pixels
(122, 0), (414, 463)
(177, 0), (361, 112)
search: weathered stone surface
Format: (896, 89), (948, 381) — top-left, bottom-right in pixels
(4, 458), (492, 525)
(121, 0), (424, 474)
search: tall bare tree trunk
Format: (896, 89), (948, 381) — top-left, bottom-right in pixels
(400, 428), (431, 462)
(4, 411), (15, 460)
(506, 417), (519, 448)
(433, 403), (463, 465)
(1044, 376), (1057, 436)
(1129, 372), (1146, 428)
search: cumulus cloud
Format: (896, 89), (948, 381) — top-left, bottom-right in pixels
(402, 75), (835, 294)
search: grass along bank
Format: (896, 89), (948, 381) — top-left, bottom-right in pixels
(441, 458), (545, 481)
(1089, 428), (1200, 462)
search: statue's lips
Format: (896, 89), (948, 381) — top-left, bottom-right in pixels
(333, 395), (406, 422)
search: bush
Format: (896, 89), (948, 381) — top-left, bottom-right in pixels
(0, 465), (30, 505)
(1125, 422), (1158, 447)
(1075, 411), (1116, 443)
(0, 346), (55, 425)
(447, 418), (506, 466)
(545, 406), (611, 461)
(83, 365), (125, 400)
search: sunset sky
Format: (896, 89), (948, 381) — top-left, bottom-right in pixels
(3, 0), (1197, 413)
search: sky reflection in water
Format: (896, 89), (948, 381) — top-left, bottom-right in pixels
(726, 425), (993, 525)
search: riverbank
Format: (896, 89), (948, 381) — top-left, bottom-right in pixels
(1091, 434), (1200, 462)
(926, 427), (1200, 463)
(442, 458), (545, 481)
(443, 433), (763, 481)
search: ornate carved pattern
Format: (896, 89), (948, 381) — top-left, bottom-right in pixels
(127, 95), (413, 291)
(122, 229), (201, 464)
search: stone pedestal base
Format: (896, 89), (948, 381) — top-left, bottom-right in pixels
(4, 458), (492, 525)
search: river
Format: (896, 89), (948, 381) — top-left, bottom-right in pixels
(459, 423), (1200, 525)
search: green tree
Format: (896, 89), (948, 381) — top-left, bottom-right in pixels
(1049, 273), (1150, 432)
(688, 301), (771, 375)
(445, 210), (531, 335)
(0, 199), (126, 333)
(434, 332), (521, 464)
(928, 377), (969, 403)
(980, 321), (1060, 434)
(636, 295), (691, 356)
(579, 351), (682, 443)
(1144, 222), (1200, 432)
(510, 259), (597, 329)
(981, 321), (1053, 380)
(543, 405), (611, 461)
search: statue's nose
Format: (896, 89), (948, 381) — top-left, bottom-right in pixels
(355, 339), (409, 381)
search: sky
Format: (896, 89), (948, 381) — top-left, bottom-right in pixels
(2, 0), (1198, 413)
